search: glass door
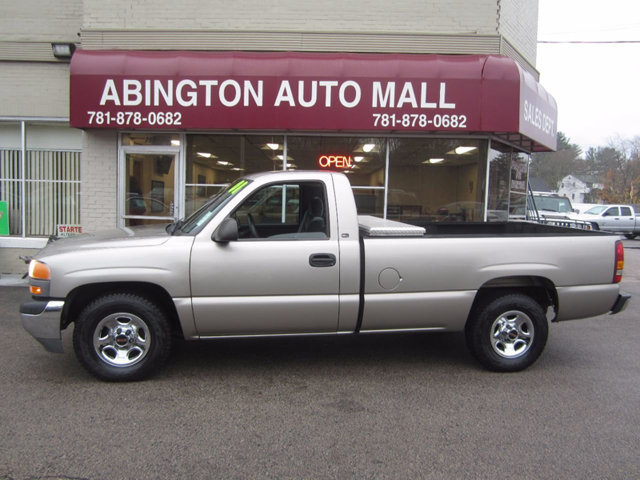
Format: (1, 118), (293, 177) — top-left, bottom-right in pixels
(121, 151), (179, 227)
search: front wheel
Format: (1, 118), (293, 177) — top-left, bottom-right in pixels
(465, 293), (548, 372)
(73, 293), (172, 381)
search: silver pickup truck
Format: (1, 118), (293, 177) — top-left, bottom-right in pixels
(574, 204), (640, 239)
(21, 171), (630, 381)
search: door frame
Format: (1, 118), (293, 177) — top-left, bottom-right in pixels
(117, 136), (184, 228)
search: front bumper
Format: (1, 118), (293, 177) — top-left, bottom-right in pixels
(610, 292), (631, 315)
(20, 299), (65, 353)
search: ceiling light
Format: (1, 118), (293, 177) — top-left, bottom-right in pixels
(171, 140), (181, 146)
(362, 144), (375, 153)
(454, 146), (477, 155)
(217, 160), (232, 166)
(422, 158), (444, 164)
(197, 152), (212, 158)
(354, 156), (364, 163)
(267, 143), (280, 150)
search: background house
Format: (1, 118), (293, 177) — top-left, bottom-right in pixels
(557, 174), (601, 203)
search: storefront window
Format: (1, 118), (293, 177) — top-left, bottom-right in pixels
(487, 144), (511, 222)
(509, 152), (529, 219)
(0, 122), (81, 237)
(487, 142), (530, 221)
(185, 135), (284, 215)
(117, 133), (530, 228)
(387, 138), (487, 223)
(286, 136), (386, 216)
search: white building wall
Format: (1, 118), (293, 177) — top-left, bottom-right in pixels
(557, 174), (589, 203)
(80, 130), (118, 233)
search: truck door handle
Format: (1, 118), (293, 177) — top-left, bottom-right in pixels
(309, 253), (336, 267)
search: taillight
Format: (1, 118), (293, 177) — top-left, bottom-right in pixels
(613, 240), (624, 283)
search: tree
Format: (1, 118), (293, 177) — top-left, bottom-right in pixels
(530, 132), (582, 190)
(590, 137), (640, 204)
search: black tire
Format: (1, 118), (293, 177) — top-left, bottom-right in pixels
(624, 233), (637, 240)
(73, 293), (172, 381)
(465, 293), (548, 372)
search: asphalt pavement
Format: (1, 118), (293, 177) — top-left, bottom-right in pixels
(1, 242), (639, 480)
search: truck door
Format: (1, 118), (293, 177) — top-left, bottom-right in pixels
(618, 206), (635, 231)
(189, 180), (340, 336)
(600, 206), (625, 231)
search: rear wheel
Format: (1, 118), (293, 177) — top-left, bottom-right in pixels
(466, 293), (548, 372)
(73, 293), (172, 381)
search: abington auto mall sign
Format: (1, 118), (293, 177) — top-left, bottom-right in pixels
(70, 51), (558, 150)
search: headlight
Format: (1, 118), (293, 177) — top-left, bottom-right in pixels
(29, 260), (51, 280)
(28, 260), (51, 295)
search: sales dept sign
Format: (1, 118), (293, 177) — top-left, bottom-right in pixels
(70, 51), (557, 149)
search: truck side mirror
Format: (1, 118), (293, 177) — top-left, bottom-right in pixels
(212, 218), (239, 243)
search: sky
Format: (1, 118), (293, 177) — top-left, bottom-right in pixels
(536, 0), (640, 154)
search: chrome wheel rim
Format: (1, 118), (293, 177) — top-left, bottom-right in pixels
(93, 313), (151, 367)
(490, 310), (534, 359)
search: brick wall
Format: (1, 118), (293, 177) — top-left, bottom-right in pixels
(498, 0), (538, 63)
(82, 0), (499, 36)
(0, 0), (81, 42)
(80, 130), (118, 232)
(0, 63), (70, 117)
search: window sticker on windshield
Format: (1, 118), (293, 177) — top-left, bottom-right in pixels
(228, 180), (249, 195)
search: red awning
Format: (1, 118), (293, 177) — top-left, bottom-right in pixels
(70, 50), (557, 151)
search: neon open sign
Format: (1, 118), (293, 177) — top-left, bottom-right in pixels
(318, 155), (353, 169)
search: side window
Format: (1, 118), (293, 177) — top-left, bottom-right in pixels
(233, 182), (328, 240)
(603, 207), (619, 217)
(621, 207), (632, 216)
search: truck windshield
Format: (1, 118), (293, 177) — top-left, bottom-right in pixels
(584, 205), (608, 215)
(533, 196), (573, 213)
(174, 179), (252, 234)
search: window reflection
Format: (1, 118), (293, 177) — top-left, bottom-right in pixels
(487, 142), (530, 221)
(124, 153), (175, 227)
(185, 135), (284, 215)
(387, 138), (487, 223)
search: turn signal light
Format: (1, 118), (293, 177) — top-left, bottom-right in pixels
(30, 285), (42, 295)
(613, 240), (624, 283)
(28, 260), (51, 280)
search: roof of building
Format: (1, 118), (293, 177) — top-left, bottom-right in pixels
(529, 177), (551, 192)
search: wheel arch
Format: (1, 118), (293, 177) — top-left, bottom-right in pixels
(467, 276), (558, 327)
(61, 282), (184, 339)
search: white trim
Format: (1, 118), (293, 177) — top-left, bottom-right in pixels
(0, 237), (48, 248)
(0, 116), (69, 123)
